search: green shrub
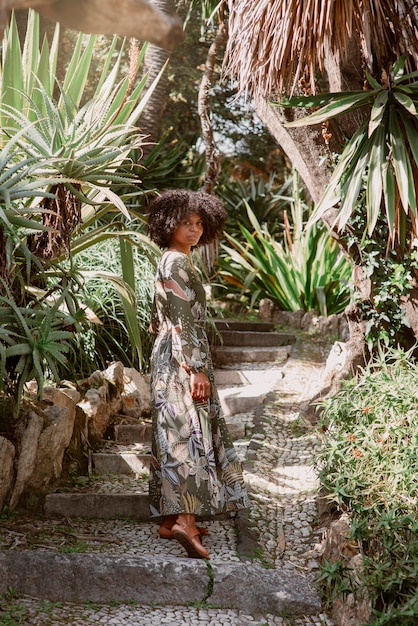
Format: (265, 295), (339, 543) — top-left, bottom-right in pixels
(218, 196), (352, 315)
(317, 347), (418, 624)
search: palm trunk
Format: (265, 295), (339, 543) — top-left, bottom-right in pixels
(198, 19), (228, 195)
(138, 0), (178, 161)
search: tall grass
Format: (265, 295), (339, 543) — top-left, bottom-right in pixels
(61, 236), (157, 378)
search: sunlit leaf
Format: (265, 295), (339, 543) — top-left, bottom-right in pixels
(392, 55), (407, 82)
(382, 161), (396, 238)
(393, 91), (417, 116)
(366, 125), (386, 234)
(368, 89), (388, 136)
(388, 107), (416, 216)
(282, 91), (375, 128)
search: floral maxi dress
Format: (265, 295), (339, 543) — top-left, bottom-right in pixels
(149, 250), (250, 518)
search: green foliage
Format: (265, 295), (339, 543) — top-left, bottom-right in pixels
(1, 12), (154, 211)
(63, 236), (157, 377)
(218, 176), (352, 314)
(0, 10), (165, 411)
(345, 211), (418, 351)
(0, 280), (74, 414)
(317, 347), (418, 624)
(218, 171), (293, 239)
(282, 57), (418, 248)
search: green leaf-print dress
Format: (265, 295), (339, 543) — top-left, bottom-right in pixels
(149, 250), (250, 518)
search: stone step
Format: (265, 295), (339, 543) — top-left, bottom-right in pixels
(114, 415), (247, 444)
(214, 367), (284, 387)
(213, 319), (277, 332)
(114, 421), (152, 443)
(211, 330), (296, 347)
(43, 491), (245, 526)
(212, 344), (291, 366)
(93, 425), (251, 476)
(0, 550), (322, 616)
(45, 492), (151, 520)
(218, 385), (265, 416)
(93, 442), (151, 475)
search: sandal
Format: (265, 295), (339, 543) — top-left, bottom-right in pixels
(158, 524), (208, 539)
(171, 522), (209, 559)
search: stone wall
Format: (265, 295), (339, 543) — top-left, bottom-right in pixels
(258, 299), (349, 341)
(0, 363), (150, 513)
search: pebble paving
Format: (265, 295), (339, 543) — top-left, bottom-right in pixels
(0, 341), (335, 625)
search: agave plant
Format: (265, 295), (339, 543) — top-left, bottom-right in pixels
(0, 277), (75, 415)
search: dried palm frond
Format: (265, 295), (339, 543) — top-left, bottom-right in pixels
(224, 0), (418, 98)
(28, 183), (82, 260)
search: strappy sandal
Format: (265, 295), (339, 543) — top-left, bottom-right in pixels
(171, 523), (210, 559)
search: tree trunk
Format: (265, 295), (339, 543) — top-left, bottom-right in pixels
(254, 98), (331, 204)
(138, 0), (178, 161)
(254, 37), (373, 380)
(198, 19), (228, 195)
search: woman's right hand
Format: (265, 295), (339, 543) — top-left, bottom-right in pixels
(190, 371), (211, 402)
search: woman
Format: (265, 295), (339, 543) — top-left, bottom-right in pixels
(148, 189), (250, 560)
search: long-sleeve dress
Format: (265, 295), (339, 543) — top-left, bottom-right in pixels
(149, 250), (250, 518)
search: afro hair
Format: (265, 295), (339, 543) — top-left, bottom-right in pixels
(147, 189), (227, 249)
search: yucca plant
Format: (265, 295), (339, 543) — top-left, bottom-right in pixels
(282, 56), (418, 248)
(219, 177), (352, 314)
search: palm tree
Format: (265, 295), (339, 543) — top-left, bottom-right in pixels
(137, 0), (178, 161)
(222, 0), (418, 374)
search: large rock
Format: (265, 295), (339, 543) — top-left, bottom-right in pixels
(42, 385), (80, 413)
(325, 341), (348, 383)
(102, 362), (124, 417)
(7, 387), (79, 508)
(322, 514), (372, 626)
(9, 410), (44, 510)
(120, 368), (151, 418)
(258, 300), (349, 340)
(28, 402), (76, 490)
(78, 384), (111, 443)
(78, 363), (125, 441)
(0, 436), (15, 510)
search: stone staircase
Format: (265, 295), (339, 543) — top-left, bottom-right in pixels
(0, 320), (324, 618)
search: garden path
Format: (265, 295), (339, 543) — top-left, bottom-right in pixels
(0, 326), (336, 626)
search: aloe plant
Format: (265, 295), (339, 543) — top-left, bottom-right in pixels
(0, 279), (75, 415)
(0, 10), (167, 412)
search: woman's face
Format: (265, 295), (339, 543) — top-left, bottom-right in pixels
(169, 212), (204, 253)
